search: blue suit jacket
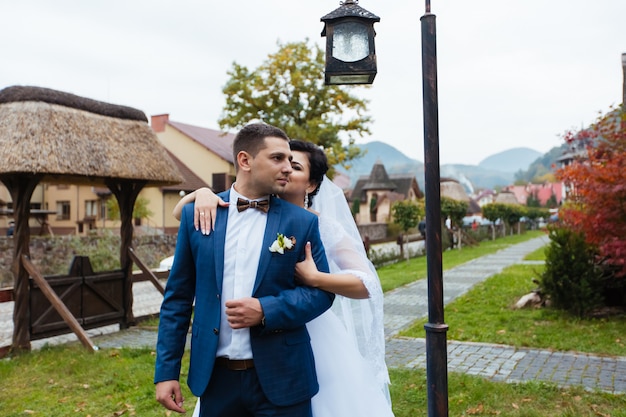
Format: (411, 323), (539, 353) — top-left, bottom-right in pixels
(154, 192), (334, 406)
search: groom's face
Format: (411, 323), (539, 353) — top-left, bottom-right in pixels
(247, 136), (293, 198)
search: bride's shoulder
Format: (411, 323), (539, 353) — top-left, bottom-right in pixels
(317, 215), (345, 243)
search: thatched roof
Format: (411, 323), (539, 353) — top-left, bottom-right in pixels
(494, 191), (521, 205)
(440, 178), (470, 202)
(0, 86), (182, 186)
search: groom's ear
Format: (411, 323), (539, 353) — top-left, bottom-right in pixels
(237, 151), (253, 172)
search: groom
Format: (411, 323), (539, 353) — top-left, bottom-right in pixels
(154, 123), (334, 416)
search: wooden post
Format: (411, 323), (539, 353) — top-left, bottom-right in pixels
(106, 179), (146, 328)
(128, 247), (165, 295)
(1, 173), (41, 352)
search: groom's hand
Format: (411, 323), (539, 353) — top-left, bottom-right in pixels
(155, 380), (186, 413)
(225, 297), (263, 329)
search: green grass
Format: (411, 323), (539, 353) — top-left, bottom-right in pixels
(524, 245), (547, 261)
(0, 345), (196, 417)
(2, 230), (625, 416)
(378, 230), (545, 292)
(1, 346), (623, 417)
(390, 368), (626, 416)
(400, 263), (626, 356)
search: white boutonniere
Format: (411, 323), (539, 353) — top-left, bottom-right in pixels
(269, 233), (296, 254)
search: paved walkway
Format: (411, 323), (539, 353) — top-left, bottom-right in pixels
(383, 236), (626, 394)
(3, 235), (626, 394)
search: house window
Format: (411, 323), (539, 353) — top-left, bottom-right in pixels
(85, 200), (98, 218)
(100, 201), (108, 220)
(212, 173), (234, 193)
(56, 201), (70, 220)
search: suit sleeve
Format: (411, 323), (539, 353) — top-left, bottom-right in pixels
(257, 215), (334, 332)
(154, 204), (196, 384)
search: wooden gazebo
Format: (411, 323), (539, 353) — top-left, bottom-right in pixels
(0, 85), (183, 352)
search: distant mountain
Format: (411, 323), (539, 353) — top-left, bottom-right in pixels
(337, 141), (423, 186)
(440, 164), (513, 194)
(514, 144), (567, 183)
(338, 141), (525, 193)
(344, 141), (422, 173)
(478, 147), (543, 173)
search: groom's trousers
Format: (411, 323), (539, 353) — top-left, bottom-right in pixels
(199, 363), (313, 417)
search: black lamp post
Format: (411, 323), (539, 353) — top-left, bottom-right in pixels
(421, 1), (449, 416)
(320, 0), (379, 85)
(321, 1), (448, 416)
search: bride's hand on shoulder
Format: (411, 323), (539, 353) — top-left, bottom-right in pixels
(295, 242), (321, 287)
(296, 241), (369, 299)
(193, 188), (228, 235)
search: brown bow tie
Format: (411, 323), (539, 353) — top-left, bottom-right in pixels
(236, 197), (270, 213)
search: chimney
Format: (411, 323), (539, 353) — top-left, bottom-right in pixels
(622, 53), (626, 109)
(151, 114), (170, 133)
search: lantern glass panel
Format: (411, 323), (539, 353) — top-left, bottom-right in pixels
(332, 21), (369, 62)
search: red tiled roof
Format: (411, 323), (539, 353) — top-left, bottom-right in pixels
(503, 183), (564, 206)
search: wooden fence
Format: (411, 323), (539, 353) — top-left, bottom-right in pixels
(0, 265), (168, 357)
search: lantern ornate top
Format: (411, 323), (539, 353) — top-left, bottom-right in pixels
(321, 0), (380, 30)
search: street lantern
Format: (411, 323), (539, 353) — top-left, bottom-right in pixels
(320, 0), (380, 85)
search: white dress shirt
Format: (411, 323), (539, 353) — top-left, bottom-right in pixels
(216, 185), (268, 360)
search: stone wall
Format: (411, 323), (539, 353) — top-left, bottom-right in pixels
(0, 234), (178, 288)
(357, 223), (388, 241)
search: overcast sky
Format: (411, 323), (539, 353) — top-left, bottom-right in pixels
(2, 0), (625, 165)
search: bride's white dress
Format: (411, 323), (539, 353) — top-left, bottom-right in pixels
(306, 214), (393, 417)
(194, 179), (393, 416)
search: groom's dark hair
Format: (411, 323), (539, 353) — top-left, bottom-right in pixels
(232, 123), (290, 171)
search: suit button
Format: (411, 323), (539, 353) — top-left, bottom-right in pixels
(216, 294), (220, 299)
(213, 328), (219, 335)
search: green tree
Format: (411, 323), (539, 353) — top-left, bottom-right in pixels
(106, 196), (154, 223)
(440, 197), (468, 249)
(526, 190), (541, 208)
(350, 198), (360, 219)
(440, 197), (467, 228)
(392, 200), (423, 260)
(501, 204), (526, 235)
(484, 203), (525, 236)
(540, 226), (604, 318)
(218, 39), (371, 171)
(525, 206), (549, 230)
(369, 194), (378, 222)
(482, 203), (507, 240)
(545, 192), (558, 208)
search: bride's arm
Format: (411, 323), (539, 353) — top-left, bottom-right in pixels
(172, 187), (228, 234)
(295, 242), (369, 299)
(172, 190), (199, 220)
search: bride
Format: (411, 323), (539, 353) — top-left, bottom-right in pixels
(173, 140), (393, 417)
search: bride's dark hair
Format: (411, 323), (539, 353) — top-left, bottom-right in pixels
(289, 140), (328, 207)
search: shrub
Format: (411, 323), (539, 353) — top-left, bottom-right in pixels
(540, 226), (604, 318)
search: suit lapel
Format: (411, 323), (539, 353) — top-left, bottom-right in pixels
(253, 196), (282, 293)
(212, 190), (230, 294)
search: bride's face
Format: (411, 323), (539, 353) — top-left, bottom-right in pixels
(282, 150), (317, 207)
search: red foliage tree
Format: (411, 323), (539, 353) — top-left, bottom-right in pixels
(557, 106), (626, 277)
